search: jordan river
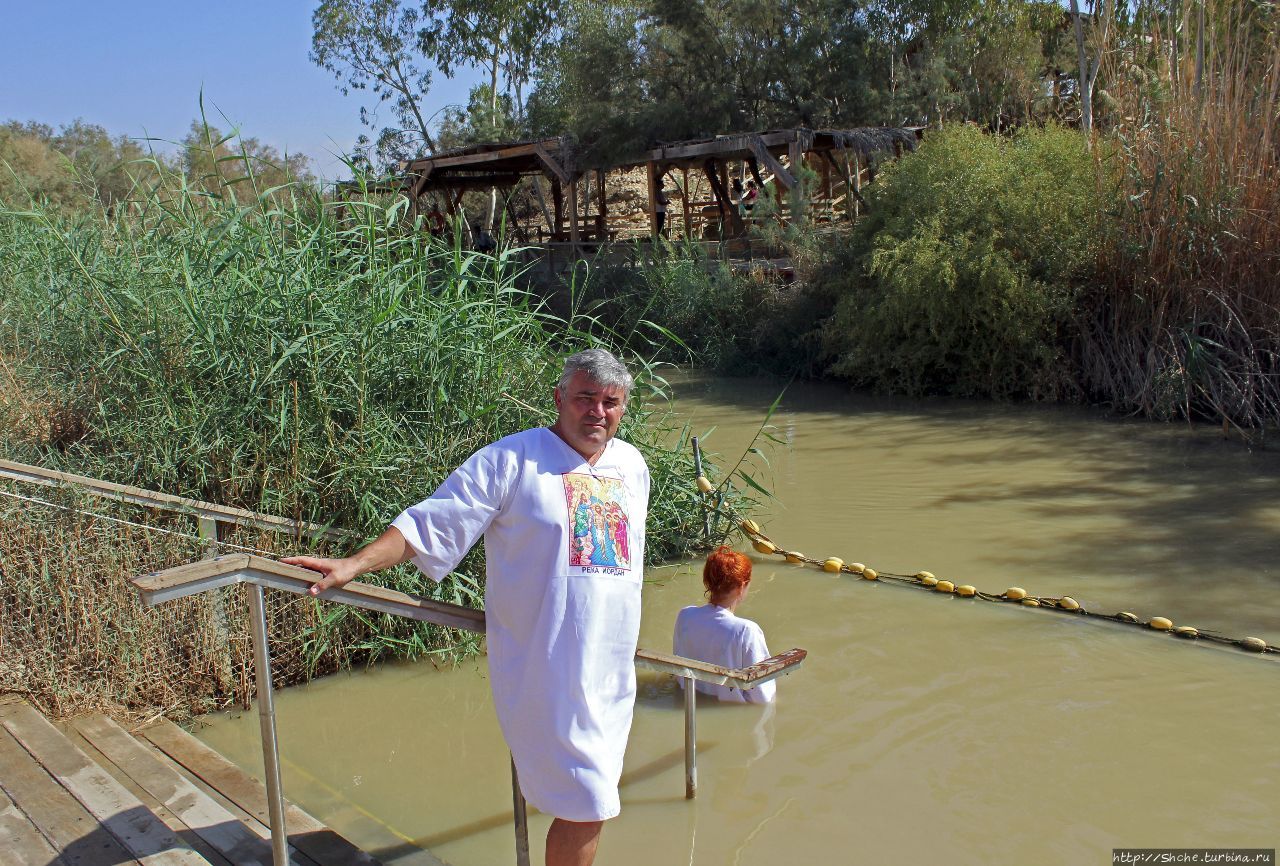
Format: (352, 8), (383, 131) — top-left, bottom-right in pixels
(196, 375), (1280, 865)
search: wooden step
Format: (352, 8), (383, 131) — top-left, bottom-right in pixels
(137, 719), (391, 866)
(0, 746), (76, 866)
(0, 698), (207, 865)
(70, 714), (288, 866)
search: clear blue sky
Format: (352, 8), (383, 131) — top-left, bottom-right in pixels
(2, 1), (481, 180)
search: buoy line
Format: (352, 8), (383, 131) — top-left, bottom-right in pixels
(694, 475), (1278, 658)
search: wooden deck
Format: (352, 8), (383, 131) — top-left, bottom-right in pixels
(0, 697), (431, 866)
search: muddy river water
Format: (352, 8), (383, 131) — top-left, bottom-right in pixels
(197, 377), (1280, 865)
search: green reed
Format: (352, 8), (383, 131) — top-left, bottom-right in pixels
(0, 152), (741, 704)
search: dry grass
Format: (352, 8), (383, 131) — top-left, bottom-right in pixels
(1080, 0), (1280, 432)
(0, 484), (476, 724)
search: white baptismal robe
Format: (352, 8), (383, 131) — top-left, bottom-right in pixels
(391, 427), (650, 821)
(673, 604), (775, 704)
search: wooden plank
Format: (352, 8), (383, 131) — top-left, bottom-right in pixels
(0, 722), (142, 865)
(0, 776), (68, 866)
(645, 161), (659, 240)
(72, 716), (280, 866)
(597, 168), (607, 237)
(532, 143), (570, 186)
(138, 720), (387, 866)
(648, 130), (796, 163)
(0, 702), (204, 865)
(131, 555), (488, 634)
(403, 141), (544, 172)
(568, 177), (580, 247)
(748, 136), (796, 190)
(62, 726), (238, 866)
(788, 139), (806, 222)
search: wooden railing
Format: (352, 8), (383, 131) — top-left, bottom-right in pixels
(3, 457), (807, 865)
(131, 554), (807, 866)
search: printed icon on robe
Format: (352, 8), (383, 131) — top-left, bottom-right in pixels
(563, 473), (631, 569)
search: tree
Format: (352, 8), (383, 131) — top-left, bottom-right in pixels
(312, 0), (438, 166)
(181, 120), (314, 196)
(419, 0), (560, 225)
(0, 119), (169, 209)
(1069, 0), (1116, 135)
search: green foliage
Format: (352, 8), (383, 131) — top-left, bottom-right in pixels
(0, 120), (164, 211)
(570, 242), (782, 372)
(820, 124), (1107, 398)
(311, 0), (439, 164)
(0, 161), (740, 659)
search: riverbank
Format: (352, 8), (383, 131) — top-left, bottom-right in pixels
(581, 115), (1279, 439)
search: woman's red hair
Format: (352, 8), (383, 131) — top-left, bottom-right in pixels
(703, 546), (752, 599)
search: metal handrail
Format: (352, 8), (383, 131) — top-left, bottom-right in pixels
(0, 458), (355, 542)
(131, 555), (807, 866)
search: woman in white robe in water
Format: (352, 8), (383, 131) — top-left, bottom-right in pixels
(673, 546), (776, 704)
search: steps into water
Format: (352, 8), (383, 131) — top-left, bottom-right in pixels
(0, 697), (435, 866)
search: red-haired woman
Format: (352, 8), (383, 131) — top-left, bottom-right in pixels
(673, 546), (776, 704)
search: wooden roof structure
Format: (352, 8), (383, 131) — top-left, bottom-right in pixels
(388, 126), (923, 247)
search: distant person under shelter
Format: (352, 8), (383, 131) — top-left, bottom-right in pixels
(673, 546), (776, 704)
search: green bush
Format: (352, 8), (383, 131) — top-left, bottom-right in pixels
(820, 124), (1108, 398)
(573, 242), (774, 371)
(0, 166), (753, 674)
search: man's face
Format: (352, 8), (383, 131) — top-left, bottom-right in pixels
(552, 370), (627, 459)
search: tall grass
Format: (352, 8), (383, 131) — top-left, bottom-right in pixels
(0, 141), (743, 716)
(1081, 0), (1280, 430)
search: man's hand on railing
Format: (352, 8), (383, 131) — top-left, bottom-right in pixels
(280, 555), (361, 596)
(283, 525), (418, 596)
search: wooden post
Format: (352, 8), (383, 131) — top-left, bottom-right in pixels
(646, 161), (659, 242)
(681, 166), (692, 240)
(852, 152), (863, 219)
(598, 168), (607, 239)
(550, 177), (565, 239)
(568, 176), (580, 254)
(788, 139), (805, 224)
(838, 151), (855, 222)
(703, 159), (744, 237)
(692, 437), (710, 542)
(822, 154), (832, 222)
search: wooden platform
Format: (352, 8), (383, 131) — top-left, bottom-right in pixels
(0, 697), (425, 866)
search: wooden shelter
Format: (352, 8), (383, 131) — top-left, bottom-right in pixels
(391, 126), (922, 258)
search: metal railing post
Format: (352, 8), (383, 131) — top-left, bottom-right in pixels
(684, 677), (697, 799)
(511, 756), (531, 866)
(247, 582), (290, 866)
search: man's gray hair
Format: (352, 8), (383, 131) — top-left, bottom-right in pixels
(557, 348), (634, 397)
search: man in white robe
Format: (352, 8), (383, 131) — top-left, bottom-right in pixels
(284, 348), (648, 866)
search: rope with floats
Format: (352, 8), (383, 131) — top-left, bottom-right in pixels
(693, 471), (1278, 659)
